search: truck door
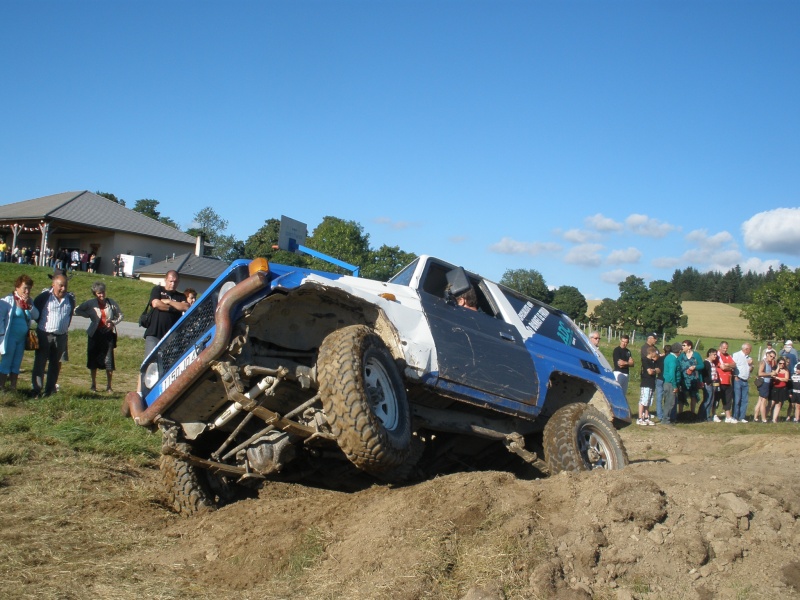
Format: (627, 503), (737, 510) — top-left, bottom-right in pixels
(418, 264), (538, 405)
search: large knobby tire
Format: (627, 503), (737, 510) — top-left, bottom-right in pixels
(318, 325), (412, 474)
(377, 432), (426, 484)
(159, 443), (217, 517)
(543, 403), (629, 475)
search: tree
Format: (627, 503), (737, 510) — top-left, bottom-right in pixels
(188, 207), (228, 239)
(551, 285), (588, 322)
(132, 199), (181, 229)
(592, 298), (622, 329)
(213, 233), (245, 262)
(158, 215), (181, 230)
(242, 217), (417, 277)
(243, 218), (280, 259)
(96, 191), (125, 206)
(641, 280), (687, 338)
(742, 267), (800, 340)
(305, 216), (370, 274)
(615, 276), (650, 331)
(132, 199), (162, 220)
(187, 207), (243, 261)
(362, 245), (417, 282)
(499, 268), (553, 303)
(613, 276), (685, 337)
(717, 266), (742, 304)
(242, 218), (307, 266)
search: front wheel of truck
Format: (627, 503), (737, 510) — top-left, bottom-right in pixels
(543, 403), (629, 474)
(318, 325), (412, 474)
(159, 443), (218, 516)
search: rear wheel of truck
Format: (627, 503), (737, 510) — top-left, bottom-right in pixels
(318, 324), (412, 474)
(543, 403), (628, 474)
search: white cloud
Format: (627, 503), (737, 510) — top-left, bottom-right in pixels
(742, 208), (800, 254)
(560, 228), (600, 243)
(739, 256), (783, 273)
(564, 243), (604, 267)
(654, 228), (745, 272)
(625, 214), (677, 238)
(585, 213), (623, 232)
(607, 247), (642, 265)
(449, 235), (469, 244)
(601, 269), (632, 284)
(679, 229), (742, 269)
(685, 229), (734, 248)
(488, 237), (562, 255)
(706, 250), (745, 272)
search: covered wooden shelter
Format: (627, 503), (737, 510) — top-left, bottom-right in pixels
(0, 191), (196, 275)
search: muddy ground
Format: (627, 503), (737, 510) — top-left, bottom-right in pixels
(1, 422), (799, 600)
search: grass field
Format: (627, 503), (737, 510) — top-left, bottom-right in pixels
(586, 299), (751, 340)
(0, 263), (155, 323)
(0, 331), (158, 486)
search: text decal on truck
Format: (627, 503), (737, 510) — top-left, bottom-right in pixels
(521, 303), (550, 334)
(158, 348), (199, 396)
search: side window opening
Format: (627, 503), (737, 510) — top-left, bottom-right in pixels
(419, 261), (501, 320)
(421, 262), (452, 298)
(473, 279), (500, 318)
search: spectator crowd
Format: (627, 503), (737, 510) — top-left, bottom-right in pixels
(0, 240), (100, 274)
(0, 267), (197, 398)
(590, 330), (800, 426)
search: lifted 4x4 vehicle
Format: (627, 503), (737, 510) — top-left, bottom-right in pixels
(125, 254), (631, 515)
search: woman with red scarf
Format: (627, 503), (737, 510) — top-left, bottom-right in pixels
(75, 281), (123, 392)
(0, 274), (39, 391)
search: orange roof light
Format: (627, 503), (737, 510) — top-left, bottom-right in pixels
(249, 257), (269, 275)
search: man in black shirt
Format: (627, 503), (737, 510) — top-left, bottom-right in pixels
(613, 335), (634, 396)
(143, 270), (188, 358)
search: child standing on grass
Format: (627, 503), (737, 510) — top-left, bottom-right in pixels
(638, 346), (659, 425)
(702, 348), (720, 422)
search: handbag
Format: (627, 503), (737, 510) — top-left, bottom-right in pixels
(755, 376), (765, 387)
(138, 300), (153, 329)
(25, 329), (39, 351)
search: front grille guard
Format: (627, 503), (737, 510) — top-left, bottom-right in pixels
(158, 296), (216, 373)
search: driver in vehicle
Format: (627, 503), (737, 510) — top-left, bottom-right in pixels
(455, 287), (478, 311)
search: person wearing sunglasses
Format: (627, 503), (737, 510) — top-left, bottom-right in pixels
(754, 350), (776, 423)
(769, 358), (790, 423)
(588, 331), (601, 349)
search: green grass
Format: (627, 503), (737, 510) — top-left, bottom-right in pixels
(0, 262), (154, 323)
(283, 527), (329, 577)
(0, 330), (160, 478)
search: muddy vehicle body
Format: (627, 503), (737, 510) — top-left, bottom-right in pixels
(125, 255), (631, 514)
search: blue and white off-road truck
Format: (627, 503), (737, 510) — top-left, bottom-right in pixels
(125, 235), (631, 515)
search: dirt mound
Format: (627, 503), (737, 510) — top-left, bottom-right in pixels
(2, 427), (800, 599)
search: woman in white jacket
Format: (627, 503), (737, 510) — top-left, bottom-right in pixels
(0, 274), (39, 391)
(74, 281), (123, 392)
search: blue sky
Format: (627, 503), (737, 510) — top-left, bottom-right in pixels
(1, 0), (798, 299)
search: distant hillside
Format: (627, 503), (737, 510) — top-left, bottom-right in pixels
(586, 300), (751, 340)
(677, 301), (750, 339)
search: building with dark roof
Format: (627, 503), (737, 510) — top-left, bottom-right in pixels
(0, 191), (196, 275)
(134, 251), (229, 294)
